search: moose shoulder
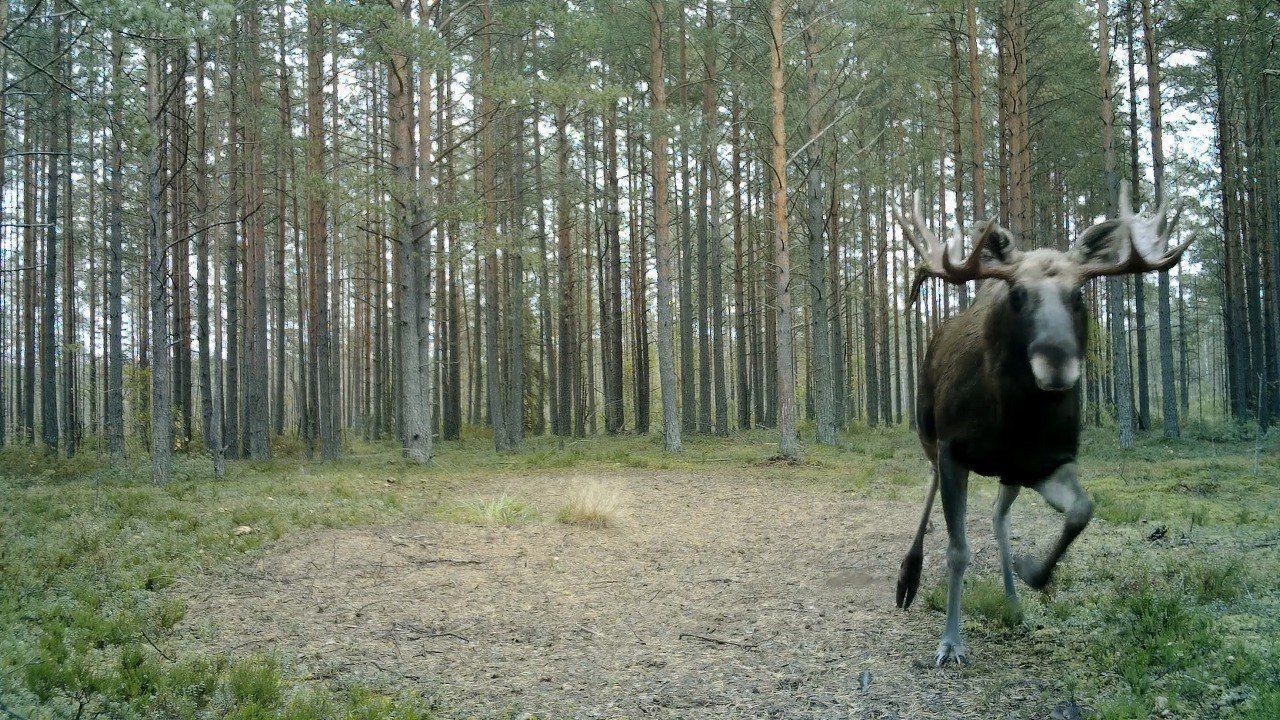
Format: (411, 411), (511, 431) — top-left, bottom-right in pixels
(892, 187), (1190, 666)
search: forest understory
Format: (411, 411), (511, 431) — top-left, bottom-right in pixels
(2, 426), (1277, 720)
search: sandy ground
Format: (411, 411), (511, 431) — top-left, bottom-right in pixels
(179, 471), (1081, 719)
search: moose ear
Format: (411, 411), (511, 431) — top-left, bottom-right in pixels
(1070, 218), (1125, 264)
(974, 220), (1021, 266)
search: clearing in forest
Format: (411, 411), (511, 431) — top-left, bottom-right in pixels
(182, 468), (1099, 719)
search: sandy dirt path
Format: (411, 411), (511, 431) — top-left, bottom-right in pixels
(180, 472), (1075, 719)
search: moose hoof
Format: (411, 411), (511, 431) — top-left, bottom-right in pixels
(1015, 554), (1050, 590)
(935, 638), (969, 667)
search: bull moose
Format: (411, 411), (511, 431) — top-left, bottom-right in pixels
(892, 188), (1189, 665)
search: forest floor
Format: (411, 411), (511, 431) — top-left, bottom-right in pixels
(180, 469), (1067, 719)
(2, 425), (1278, 719)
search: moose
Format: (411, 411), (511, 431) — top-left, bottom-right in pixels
(892, 188), (1189, 665)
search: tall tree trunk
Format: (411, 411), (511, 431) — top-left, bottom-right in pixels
(649, 0), (681, 452)
(533, 101), (555, 437)
(1099, 0), (1134, 449)
(948, 15), (969, 309)
(21, 99), (34, 443)
(224, 43), (242, 456)
(42, 4), (65, 453)
(555, 103), (575, 438)
(272, 2), (289, 438)
(1261, 73), (1280, 425)
(105, 34), (126, 457)
(704, 3), (727, 437)
(1214, 51), (1248, 418)
(387, 0), (430, 462)
(506, 252), (524, 448)
(677, 11), (695, 435)
(147, 47), (172, 481)
(731, 87), (750, 430)
(629, 119), (651, 435)
(61, 42), (77, 456)
(1125, 4), (1150, 430)
(966, 2), (986, 221)
(442, 28), (462, 441)
(1241, 85), (1265, 423)
(173, 54), (193, 451)
(603, 99), (624, 434)
(195, 42), (224, 476)
(801, 12), (834, 445)
(308, 7), (339, 460)
(329, 25), (344, 439)
(0, 0), (7, 448)
(860, 182), (878, 426)
(242, 6), (270, 460)
(999, 0), (1032, 237)
(828, 151), (845, 429)
(768, 0), (798, 459)
(484, 253), (506, 450)
(1141, 0), (1177, 437)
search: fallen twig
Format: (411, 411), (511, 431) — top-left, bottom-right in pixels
(678, 633), (758, 649)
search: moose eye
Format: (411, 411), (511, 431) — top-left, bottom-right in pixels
(1009, 286), (1029, 312)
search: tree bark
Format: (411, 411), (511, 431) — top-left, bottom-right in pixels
(147, 47), (172, 481)
(106, 33), (126, 458)
(677, 11), (695, 435)
(1099, 0), (1134, 449)
(768, 0), (798, 459)
(1140, 0), (1177, 437)
(194, 43), (224, 476)
(731, 86), (750, 430)
(21, 99), (34, 443)
(1125, 4), (1150, 430)
(387, 0), (431, 462)
(801, 12), (834, 446)
(555, 103), (575, 438)
(629, 119), (651, 434)
(308, 6), (339, 460)
(242, 6), (271, 460)
(649, 0), (681, 452)
(224, 41), (242, 457)
(1214, 51), (1248, 418)
(966, 3), (986, 221)
(704, 3), (727, 437)
(42, 3), (64, 453)
(272, 1), (290, 438)
(603, 99), (624, 433)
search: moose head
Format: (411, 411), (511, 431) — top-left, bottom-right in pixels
(896, 187), (1189, 393)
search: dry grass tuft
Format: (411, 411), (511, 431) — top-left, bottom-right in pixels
(556, 481), (623, 529)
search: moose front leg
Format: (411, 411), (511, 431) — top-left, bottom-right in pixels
(936, 444), (971, 665)
(1016, 463), (1093, 590)
(993, 484), (1021, 607)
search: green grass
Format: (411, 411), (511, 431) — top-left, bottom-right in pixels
(1038, 426), (1280, 718)
(924, 577), (1024, 630)
(444, 493), (539, 526)
(1, 422), (1276, 718)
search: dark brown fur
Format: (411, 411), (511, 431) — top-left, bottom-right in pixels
(917, 281), (1085, 485)
(896, 276), (1086, 611)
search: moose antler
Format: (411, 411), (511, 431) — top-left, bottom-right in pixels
(894, 191), (1015, 304)
(1079, 185), (1190, 279)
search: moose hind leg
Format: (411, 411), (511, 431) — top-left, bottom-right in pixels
(993, 483), (1021, 606)
(1016, 463), (1093, 590)
(936, 447), (970, 665)
(896, 463), (939, 610)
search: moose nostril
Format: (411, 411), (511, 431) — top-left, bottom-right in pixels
(1029, 346), (1081, 391)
